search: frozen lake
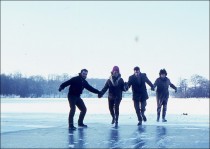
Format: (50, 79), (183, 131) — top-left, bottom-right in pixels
(1, 97), (209, 148)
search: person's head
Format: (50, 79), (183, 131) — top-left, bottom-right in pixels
(159, 69), (167, 78)
(80, 69), (88, 79)
(134, 66), (140, 76)
(111, 66), (120, 77)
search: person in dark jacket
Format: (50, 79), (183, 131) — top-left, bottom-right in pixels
(153, 69), (177, 122)
(127, 66), (154, 126)
(59, 69), (100, 130)
(98, 66), (127, 127)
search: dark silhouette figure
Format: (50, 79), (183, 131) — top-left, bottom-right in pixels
(99, 66), (127, 127)
(127, 66), (154, 126)
(59, 69), (100, 130)
(153, 69), (177, 122)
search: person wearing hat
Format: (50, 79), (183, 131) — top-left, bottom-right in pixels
(59, 69), (100, 130)
(98, 66), (127, 127)
(153, 69), (177, 122)
(127, 66), (154, 126)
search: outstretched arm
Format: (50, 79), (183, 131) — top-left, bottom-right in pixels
(169, 81), (177, 92)
(119, 78), (127, 92)
(127, 76), (132, 89)
(145, 74), (154, 90)
(153, 79), (158, 90)
(84, 81), (100, 94)
(100, 80), (109, 97)
(59, 79), (72, 91)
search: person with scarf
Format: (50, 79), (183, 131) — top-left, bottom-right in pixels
(98, 66), (127, 127)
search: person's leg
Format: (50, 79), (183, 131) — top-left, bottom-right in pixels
(68, 96), (77, 130)
(76, 98), (87, 127)
(133, 100), (142, 125)
(140, 100), (147, 122)
(114, 99), (122, 125)
(162, 98), (168, 122)
(108, 99), (115, 124)
(156, 95), (163, 122)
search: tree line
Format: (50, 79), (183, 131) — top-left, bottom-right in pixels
(0, 73), (209, 98)
(0, 73), (106, 98)
(174, 74), (209, 98)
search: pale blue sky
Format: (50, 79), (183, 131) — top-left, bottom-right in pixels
(1, 1), (209, 83)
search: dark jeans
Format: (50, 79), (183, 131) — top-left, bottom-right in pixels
(68, 95), (87, 126)
(156, 97), (168, 118)
(133, 100), (147, 122)
(108, 98), (122, 122)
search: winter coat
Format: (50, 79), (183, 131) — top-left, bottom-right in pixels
(101, 75), (126, 100)
(154, 77), (177, 100)
(128, 73), (154, 101)
(59, 74), (99, 97)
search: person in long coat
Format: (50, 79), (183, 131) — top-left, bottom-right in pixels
(127, 66), (154, 126)
(153, 69), (177, 122)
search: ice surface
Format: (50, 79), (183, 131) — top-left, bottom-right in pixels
(1, 97), (209, 115)
(1, 98), (209, 148)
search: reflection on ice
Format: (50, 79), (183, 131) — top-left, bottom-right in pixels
(109, 127), (120, 148)
(132, 126), (146, 148)
(156, 126), (167, 148)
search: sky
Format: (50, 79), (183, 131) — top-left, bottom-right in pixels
(1, 1), (209, 84)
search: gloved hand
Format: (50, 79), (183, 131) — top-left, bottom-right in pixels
(98, 91), (103, 98)
(124, 82), (129, 91)
(175, 88), (177, 93)
(58, 87), (62, 92)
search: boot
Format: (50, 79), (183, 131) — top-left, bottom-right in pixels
(162, 118), (167, 122)
(137, 112), (142, 125)
(78, 121), (88, 128)
(141, 111), (147, 122)
(115, 121), (118, 128)
(69, 124), (77, 130)
(111, 117), (115, 124)
(137, 121), (142, 126)
(142, 114), (147, 122)
(157, 113), (160, 122)
(162, 111), (167, 122)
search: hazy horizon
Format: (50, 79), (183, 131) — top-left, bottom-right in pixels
(0, 71), (209, 81)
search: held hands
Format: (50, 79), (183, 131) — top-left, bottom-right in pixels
(124, 82), (129, 91)
(151, 86), (155, 91)
(98, 91), (103, 98)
